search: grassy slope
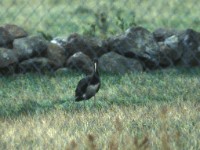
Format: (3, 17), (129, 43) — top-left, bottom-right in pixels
(0, 0), (200, 36)
(0, 68), (200, 149)
(0, 0), (200, 149)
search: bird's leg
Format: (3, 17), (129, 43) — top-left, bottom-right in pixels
(94, 95), (96, 107)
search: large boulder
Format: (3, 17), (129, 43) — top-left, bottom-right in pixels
(153, 28), (182, 42)
(99, 52), (143, 74)
(55, 67), (70, 74)
(0, 27), (14, 48)
(18, 57), (56, 73)
(0, 48), (18, 68)
(66, 51), (93, 74)
(13, 35), (48, 61)
(51, 36), (68, 48)
(45, 43), (66, 68)
(51, 33), (108, 59)
(178, 29), (200, 66)
(157, 35), (183, 66)
(106, 26), (160, 69)
(3, 24), (28, 39)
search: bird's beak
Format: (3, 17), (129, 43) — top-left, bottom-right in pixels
(94, 63), (97, 72)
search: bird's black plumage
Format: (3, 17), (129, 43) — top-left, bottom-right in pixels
(75, 59), (100, 102)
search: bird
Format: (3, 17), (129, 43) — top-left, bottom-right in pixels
(75, 58), (100, 102)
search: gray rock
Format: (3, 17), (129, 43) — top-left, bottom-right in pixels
(164, 35), (178, 49)
(157, 35), (183, 66)
(0, 65), (16, 75)
(55, 67), (70, 74)
(3, 24), (28, 39)
(13, 35), (48, 61)
(0, 48), (18, 68)
(45, 43), (66, 68)
(106, 26), (160, 69)
(178, 29), (200, 66)
(52, 33), (108, 59)
(153, 28), (182, 42)
(99, 52), (143, 74)
(18, 57), (55, 73)
(0, 27), (14, 47)
(66, 51), (93, 74)
(51, 36), (68, 48)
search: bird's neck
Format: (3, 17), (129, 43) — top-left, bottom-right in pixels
(91, 72), (100, 84)
(92, 62), (100, 82)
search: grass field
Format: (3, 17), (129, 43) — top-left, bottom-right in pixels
(0, 0), (200, 37)
(0, 0), (200, 149)
(0, 68), (200, 149)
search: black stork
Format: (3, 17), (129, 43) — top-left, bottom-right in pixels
(75, 58), (100, 102)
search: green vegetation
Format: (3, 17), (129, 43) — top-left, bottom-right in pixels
(0, 0), (200, 37)
(0, 68), (200, 149)
(0, 0), (200, 149)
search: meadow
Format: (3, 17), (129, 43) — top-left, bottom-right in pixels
(0, 0), (200, 149)
(0, 68), (200, 149)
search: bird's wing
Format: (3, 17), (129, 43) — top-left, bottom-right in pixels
(75, 76), (91, 97)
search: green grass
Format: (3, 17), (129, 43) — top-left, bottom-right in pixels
(0, 68), (200, 149)
(0, 67), (200, 117)
(0, 0), (200, 37)
(1, 0), (200, 149)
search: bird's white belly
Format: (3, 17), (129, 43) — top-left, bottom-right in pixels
(83, 83), (99, 99)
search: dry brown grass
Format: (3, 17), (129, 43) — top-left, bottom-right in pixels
(0, 100), (199, 149)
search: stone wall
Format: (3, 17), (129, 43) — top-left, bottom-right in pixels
(1, 24), (200, 75)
